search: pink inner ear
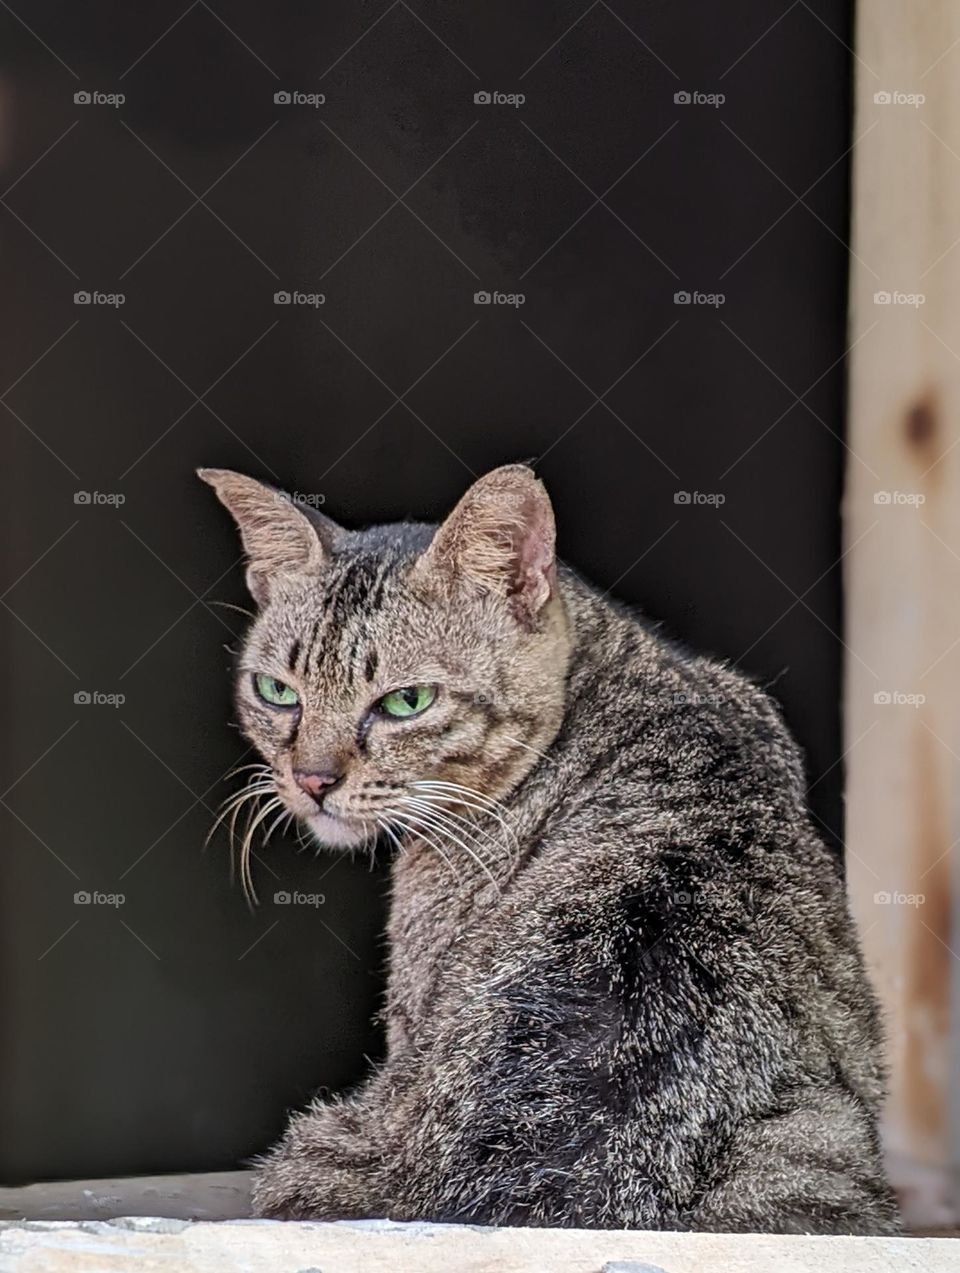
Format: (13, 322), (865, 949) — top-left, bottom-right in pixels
(511, 494), (555, 611)
(418, 466), (557, 616)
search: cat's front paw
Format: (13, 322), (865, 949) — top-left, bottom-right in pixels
(249, 1105), (387, 1220)
(250, 1153), (323, 1219)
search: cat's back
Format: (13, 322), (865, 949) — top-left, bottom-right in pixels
(484, 573), (884, 1099)
(535, 570), (812, 842)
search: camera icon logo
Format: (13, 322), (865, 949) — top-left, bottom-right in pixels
(74, 291), (91, 305)
(874, 691), (892, 705)
(74, 90), (91, 105)
(874, 91), (892, 105)
(473, 291), (491, 304)
(674, 90), (691, 105)
(274, 90), (292, 104)
(273, 291), (291, 305)
(873, 890), (891, 904)
(874, 290), (891, 305)
(74, 690), (91, 704)
(873, 491), (892, 505)
(474, 91), (491, 104)
(74, 890), (91, 904)
(673, 290), (691, 305)
(274, 890), (291, 904)
(674, 491), (692, 505)
(74, 491), (91, 504)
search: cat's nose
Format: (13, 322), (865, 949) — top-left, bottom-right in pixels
(294, 766), (344, 805)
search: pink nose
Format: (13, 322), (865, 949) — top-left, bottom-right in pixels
(294, 767), (343, 804)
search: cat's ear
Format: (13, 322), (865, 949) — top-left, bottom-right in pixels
(414, 464), (556, 625)
(197, 468), (339, 605)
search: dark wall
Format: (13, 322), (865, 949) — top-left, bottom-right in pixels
(0, 1), (851, 1182)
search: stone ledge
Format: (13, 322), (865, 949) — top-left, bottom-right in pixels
(0, 1216), (957, 1273)
(0, 1175), (955, 1272)
(0, 1171), (252, 1223)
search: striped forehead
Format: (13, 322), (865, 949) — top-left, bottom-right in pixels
(290, 552), (399, 688)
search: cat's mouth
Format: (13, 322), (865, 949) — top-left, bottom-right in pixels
(303, 808), (374, 849)
(274, 774), (376, 849)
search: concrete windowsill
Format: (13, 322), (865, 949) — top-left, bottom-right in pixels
(0, 1172), (957, 1272)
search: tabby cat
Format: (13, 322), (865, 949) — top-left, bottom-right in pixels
(200, 462), (898, 1234)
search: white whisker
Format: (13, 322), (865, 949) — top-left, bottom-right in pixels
(206, 761), (290, 907)
(205, 783), (276, 850)
(262, 805), (292, 847)
(403, 795), (503, 868)
(239, 796), (284, 905)
(412, 779), (509, 814)
(411, 781), (519, 859)
(501, 733), (555, 764)
(397, 801), (499, 891)
(383, 811), (461, 885)
(223, 761), (272, 781)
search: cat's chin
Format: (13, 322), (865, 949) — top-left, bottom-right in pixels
(303, 810), (372, 850)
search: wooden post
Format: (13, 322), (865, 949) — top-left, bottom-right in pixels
(847, 0), (960, 1230)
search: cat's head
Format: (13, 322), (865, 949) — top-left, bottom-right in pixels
(199, 464), (572, 851)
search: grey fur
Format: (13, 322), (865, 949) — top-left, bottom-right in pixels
(200, 464), (899, 1235)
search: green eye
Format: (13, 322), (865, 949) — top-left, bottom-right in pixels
(379, 684), (436, 719)
(254, 673), (299, 708)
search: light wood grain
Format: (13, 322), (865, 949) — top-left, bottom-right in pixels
(847, 0), (960, 1230)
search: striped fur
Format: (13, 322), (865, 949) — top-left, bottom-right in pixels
(201, 465), (898, 1234)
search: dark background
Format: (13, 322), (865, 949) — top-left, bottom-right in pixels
(0, 0), (851, 1182)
